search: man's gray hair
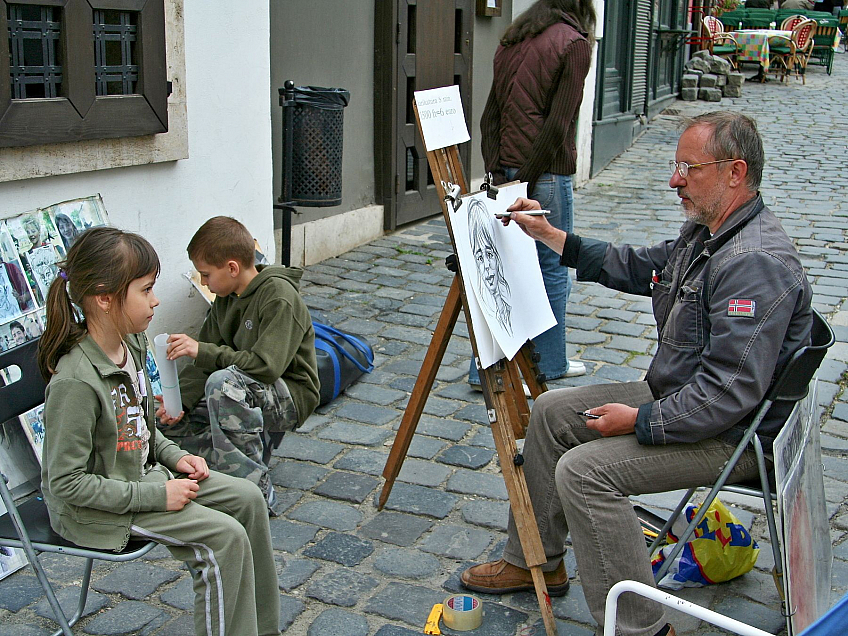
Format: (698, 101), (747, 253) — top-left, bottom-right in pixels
(682, 111), (764, 191)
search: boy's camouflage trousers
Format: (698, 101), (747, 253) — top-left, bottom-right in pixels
(162, 366), (299, 494)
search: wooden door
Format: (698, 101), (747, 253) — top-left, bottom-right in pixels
(375, 0), (473, 230)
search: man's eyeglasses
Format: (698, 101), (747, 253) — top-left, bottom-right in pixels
(669, 158), (735, 178)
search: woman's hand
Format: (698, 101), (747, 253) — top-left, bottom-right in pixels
(165, 479), (199, 511)
(175, 455), (209, 481)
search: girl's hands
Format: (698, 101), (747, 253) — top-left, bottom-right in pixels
(155, 396), (184, 426)
(165, 479), (199, 511)
(175, 455), (209, 481)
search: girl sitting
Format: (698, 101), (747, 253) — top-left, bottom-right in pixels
(38, 227), (280, 636)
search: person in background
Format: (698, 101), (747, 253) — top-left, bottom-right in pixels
(469, 0), (595, 389)
(9, 320), (27, 347)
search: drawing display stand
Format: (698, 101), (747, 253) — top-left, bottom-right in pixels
(378, 101), (558, 636)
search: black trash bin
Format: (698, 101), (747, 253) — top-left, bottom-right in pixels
(282, 85), (351, 207)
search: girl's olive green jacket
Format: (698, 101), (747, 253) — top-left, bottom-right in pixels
(41, 333), (189, 551)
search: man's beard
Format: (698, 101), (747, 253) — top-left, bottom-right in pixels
(679, 189), (722, 227)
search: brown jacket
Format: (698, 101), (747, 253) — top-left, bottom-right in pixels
(481, 13), (591, 192)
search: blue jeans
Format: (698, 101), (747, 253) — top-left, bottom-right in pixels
(469, 169), (573, 383)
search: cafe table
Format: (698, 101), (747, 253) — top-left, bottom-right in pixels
(730, 29), (793, 71)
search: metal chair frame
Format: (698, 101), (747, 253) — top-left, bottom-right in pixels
(770, 19), (817, 83)
(648, 308), (835, 598)
(0, 339), (157, 636)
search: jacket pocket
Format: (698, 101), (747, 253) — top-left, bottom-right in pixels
(660, 284), (704, 348)
(651, 280), (673, 331)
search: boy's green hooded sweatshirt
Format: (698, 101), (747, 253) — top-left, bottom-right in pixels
(42, 333), (189, 551)
(179, 265), (319, 427)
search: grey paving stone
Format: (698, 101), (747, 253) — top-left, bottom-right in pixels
(582, 346), (629, 364)
(833, 402), (848, 422)
(446, 469), (509, 500)
(318, 422), (392, 446)
(37, 551), (98, 578)
(308, 608), (370, 636)
(359, 511), (434, 546)
(399, 415), (471, 441)
(266, 488), (302, 514)
(374, 626), (421, 636)
(306, 568), (380, 607)
(595, 364), (645, 383)
(436, 382), (483, 402)
(333, 402), (400, 426)
(33, 585), (107, 620)
(276, 556), (320, 591)
(83, 600), (168, 635)
(272, 434), (344, 464)
(91, 561), (181, 600)
(0, 626), (52, 636)
(607, 335), (653, 353)
(461, 500), (510, 531)
(374, 547), (441, 578)
(398, 458), (452, 487)
(287, 500), (364, 531)
(365, 582), (445, 626)
(269, 461), (329, 490)
(823, 455), (848, 482)
(389, 376), (417, 392)
(453, 403), (489, 424)
(710, 595), (786, 633)
(148, 615), (196, 636)
(408, 435), (449, 459)
(420, 523), (494, 559)
(313, 471), (380, 503)
(270, 519), (319, 553)
(298, 413), (331, 434)
(468, 429), (496, 449)
(344, 383), (407, 405)
(380, 482), (458, 519)
(437, 444), (495, 469)
(0, 574), (44, 611)
(280, 594), (306, 631)
(159, 577), (193, 611)
(303, 532), (375, 566)
(333, 448), (389, 476)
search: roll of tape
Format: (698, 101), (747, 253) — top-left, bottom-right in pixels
(442, 594), (482, 631)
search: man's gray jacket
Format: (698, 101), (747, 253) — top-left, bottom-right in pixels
(561, 194), (812, 448)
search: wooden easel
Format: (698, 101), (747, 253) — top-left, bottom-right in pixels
(378, 101), (558, 636)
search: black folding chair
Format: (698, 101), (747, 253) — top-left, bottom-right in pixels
(649, 308), (835, 594)
(0, 339), (157, 635)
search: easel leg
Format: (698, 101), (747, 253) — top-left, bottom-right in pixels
(486, 389), (558, 636)
(378, 277), (463, 509)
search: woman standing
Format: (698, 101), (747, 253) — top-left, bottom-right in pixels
(471, 0), (594, 386)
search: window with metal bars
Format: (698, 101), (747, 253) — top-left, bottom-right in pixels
(7, 4), (62, 99)
(93, 9), (138, 96)
(0, 0), (167, 148)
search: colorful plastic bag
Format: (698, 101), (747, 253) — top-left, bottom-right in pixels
(651, 498), (759, 590)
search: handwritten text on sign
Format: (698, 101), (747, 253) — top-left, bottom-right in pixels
(414, 85), (470, 152)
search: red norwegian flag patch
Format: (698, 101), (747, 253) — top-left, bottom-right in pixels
(728, 299), (756, 317)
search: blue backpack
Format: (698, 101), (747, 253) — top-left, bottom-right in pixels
(313, 322), (374, 405)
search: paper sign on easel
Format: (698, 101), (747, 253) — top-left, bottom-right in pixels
(414, 85), (470, 151)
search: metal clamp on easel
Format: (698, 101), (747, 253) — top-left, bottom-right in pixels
(481, 172), (499, 200)
(442, 181), (462, 212)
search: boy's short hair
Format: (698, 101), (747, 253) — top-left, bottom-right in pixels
(187, 217), (254, 268)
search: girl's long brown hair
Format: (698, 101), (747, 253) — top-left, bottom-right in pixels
(37, 227), (160, 380)
(500, 0), (596, 47)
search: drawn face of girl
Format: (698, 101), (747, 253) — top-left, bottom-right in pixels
(469, 199), (503, 301)
(475, 239), (499, 296)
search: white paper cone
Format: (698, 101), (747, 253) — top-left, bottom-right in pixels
(153, 333), (182, 418)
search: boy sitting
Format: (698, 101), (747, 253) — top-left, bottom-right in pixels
(159, 216), (319, 513)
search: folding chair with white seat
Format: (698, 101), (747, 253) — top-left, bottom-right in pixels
(0, 338), (157, 636)
(648, 308), (834, 594)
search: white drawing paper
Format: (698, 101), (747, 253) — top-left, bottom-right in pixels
(153, 333), (182, 418)
(413, 85), (470, 152)
(450, 182), (556, 368)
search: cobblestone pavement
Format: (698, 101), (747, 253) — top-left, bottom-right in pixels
(2, 59), (848, 636)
